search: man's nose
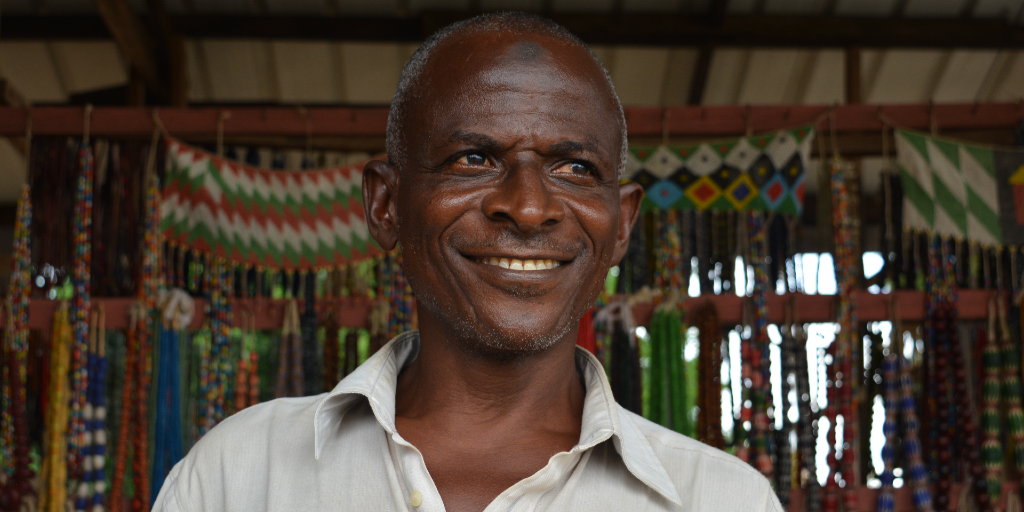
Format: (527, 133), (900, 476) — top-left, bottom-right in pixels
(481, 163), (565, 233)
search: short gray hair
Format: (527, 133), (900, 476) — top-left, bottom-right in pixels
(386, 12), (628, 176)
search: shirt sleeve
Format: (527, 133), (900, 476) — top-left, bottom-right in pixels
(151, 458), (192, 512)
(762, 478), (785, 512)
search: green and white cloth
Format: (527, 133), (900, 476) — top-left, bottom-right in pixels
(160, 137), (382, 270)
(897, 130), (1024, 246)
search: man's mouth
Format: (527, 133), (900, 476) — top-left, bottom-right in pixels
(475, 257), (563, 270)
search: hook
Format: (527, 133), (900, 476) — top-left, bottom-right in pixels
(216, 110), (232, 157)
(83, 104), (93, 145)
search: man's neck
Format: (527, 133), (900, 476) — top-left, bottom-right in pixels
(394, 315), (585, 432)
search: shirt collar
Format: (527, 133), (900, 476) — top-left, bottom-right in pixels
(313, 331), (682, 506)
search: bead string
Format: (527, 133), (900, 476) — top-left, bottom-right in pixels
(40, 302), (72, 512)
(980, 300), (1003, 507)
(694, 300), (723, 450)
(794, 322), (821, 512)
(747, 211), (773, 478)
(1, 184), (33, 510)
(69, 140), (96, 482)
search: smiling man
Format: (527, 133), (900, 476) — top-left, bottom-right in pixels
(153, 12), (782, 512)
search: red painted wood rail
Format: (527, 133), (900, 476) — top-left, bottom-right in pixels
(4, 289), (996, 332)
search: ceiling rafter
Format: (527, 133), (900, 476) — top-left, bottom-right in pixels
(4, 13), (1023, 48)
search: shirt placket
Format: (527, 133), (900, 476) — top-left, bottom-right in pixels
(390, 431), (447, 512)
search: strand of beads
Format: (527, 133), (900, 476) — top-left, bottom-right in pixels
(794, 322), (821, 512)
(275, 299), (304, 398)
(933, 301), (954, 512)
(980, 305), (1003, 507)
(896, 330), (935, 511)
(40, 302), (72, 512)
(776, 325), (797, 509)
(109, 306), (139, 512)
(0, 184), (33, 511)
(323, 312), (340, 390)
(694, 301), (723, 449)
(77, 307), (108, 512)
(69, 141), (96, 482)
(829, 158), (859, 512)
(947, 309), (989, 512)
(997, 298), (1024, 500)
(747, 211), (773, 478)
(150, 317), (184, 507)
(655, 210), (684, 291)
(132, 305), (153, 512)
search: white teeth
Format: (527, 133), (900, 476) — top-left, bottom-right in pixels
(479, 257), (562, 270)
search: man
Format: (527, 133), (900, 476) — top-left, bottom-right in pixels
(153, 12), (782, 512)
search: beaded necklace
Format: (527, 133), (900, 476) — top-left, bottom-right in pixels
(70, 138), (96, 481)
(275, 299), (304, 398)
(323, 311), (340, 391)
(76, 306), (108, 512)
(998, 298), (1024, 501)
(777, 320), (797, 509)
(40, 301), (72, 512)
(301, 271), (322, 395)
(980, 301), (1003, 507)
(110, 305), (139, 512)
(747, 211), (773, 478)
(878, 303), (934, 512)
(655, 210), (684, 292)
(793, 322), (821, 512)
(693, 300), (723, 449)
(649, 302), (685, 433)
(150, 311), (184, 506)
(131, 306), (152, 512)
(1, 184), (32, 510)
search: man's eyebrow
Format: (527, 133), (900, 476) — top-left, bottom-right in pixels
(546, 139), (601, 156)
(441, 130), (503, 151)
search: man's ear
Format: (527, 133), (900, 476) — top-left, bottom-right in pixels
(362, 159), (399, 251)
(611, 181), (643, 264)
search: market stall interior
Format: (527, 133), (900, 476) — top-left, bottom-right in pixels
(1, 0), (1024, 511)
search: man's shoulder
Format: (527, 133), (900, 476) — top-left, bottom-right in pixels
(189, 394), (327, 462)
(617, 406), (773, 487)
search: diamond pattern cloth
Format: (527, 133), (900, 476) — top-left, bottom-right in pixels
(160, 137), (382, 270)
(624, 127), (814, 214)
(897, 130), (1024, 246)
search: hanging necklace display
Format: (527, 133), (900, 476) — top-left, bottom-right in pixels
(70, 115), (97, 482)
(980, 299), (1003, 508)
(110, 305), (137, 512)
(878, 300), (934, 512)
(40, 302), (72, 512)
(826, 152), (859, 512)
(693, 300), (723, 449)
(794, 321), (821, 512)
(998, 296), (1024, 507)
(275, 299), (304, 398)
(655, 210), (684, 291)
(776, 304), (797, 509)
(301, 271), (321, 395)
(75, 306), (108, 512)
(150, 294), (187, 505)
(648, 295), (685, 432)
(1, 182), (33, 511)
(747, 211), (773, 478)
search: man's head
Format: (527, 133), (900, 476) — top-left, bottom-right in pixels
(363, 12), (643, 357)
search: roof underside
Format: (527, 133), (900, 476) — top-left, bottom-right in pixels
(0, 0), (1022, 201)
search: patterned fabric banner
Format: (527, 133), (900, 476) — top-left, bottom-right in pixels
(624, 126), (814, 215)
(897, 130), (1024, 246)
(160, 137), (383, 270)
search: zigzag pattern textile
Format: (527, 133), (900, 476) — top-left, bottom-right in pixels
(624, 127), (814, 214)
(160, 138), (383, 270)
(897, 130), (1024, 245)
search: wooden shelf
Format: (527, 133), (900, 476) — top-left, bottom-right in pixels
(7, 289), (997, 332)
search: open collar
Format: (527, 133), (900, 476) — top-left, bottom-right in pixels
(312, 331), (682, 506)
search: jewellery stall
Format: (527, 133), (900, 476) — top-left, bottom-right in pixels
(0, 103), (1021, 512)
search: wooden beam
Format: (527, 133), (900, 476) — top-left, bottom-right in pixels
(91, 0), (167, 99)
(0, 103), (1018, 139)
(845, 47), (861, 104)
(688, 45), (713, 105)
(3, 13), (1024, 48)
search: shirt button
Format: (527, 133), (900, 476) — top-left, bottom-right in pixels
(410, 490), (423, 508)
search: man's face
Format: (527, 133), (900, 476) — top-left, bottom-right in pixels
(368, 32), (641, 355)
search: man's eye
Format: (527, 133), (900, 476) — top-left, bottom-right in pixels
(457, 153), (489, 166)
(553, 162), (593, 177)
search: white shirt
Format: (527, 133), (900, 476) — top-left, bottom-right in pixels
(153, 331), (783, 512)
